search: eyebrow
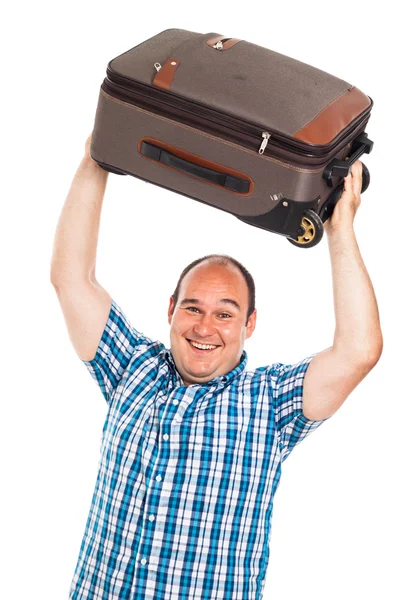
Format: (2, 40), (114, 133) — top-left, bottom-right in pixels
(180, 298), (241, 310)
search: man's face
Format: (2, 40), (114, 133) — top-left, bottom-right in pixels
(167, 262), (257, 386)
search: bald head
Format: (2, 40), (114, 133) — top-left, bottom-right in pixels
(171, 254), (255, 325)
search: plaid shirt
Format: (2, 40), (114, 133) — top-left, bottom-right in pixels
(69, 298), (330, 600)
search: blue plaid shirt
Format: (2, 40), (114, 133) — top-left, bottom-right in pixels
(69, 298), (331, 600)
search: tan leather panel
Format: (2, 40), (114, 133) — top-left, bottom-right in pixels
(222, 38), (241, 49)
(138, 136), (254, 196)
(293, 86), (371, 145)
(206, 35), (242, 50)
(153, 58), (180, 90)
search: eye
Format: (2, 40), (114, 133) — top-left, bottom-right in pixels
(219, 313), (231, 319)
(186, 306), (200, 313)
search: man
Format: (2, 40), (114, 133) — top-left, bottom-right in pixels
(51, 133), (383, 600)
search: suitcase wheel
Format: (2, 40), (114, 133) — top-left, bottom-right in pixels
(361, 162), (370, 194)
(287, 209), (324, 249)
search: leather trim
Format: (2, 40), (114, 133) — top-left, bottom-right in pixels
(293, 86), (372, 145)
(206, 35), (241, 50)
(138, 136), (254, 196)
(153, 58), (180, 90)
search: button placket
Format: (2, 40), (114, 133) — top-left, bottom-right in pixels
(139, 386), (200, 571)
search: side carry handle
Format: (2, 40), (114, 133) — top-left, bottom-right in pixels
(140, 141), (250, 194)
(323, 133), (374, 187)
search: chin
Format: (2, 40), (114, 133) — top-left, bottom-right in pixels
(185, 368), (213, 380)
(182, 365), (216, 383)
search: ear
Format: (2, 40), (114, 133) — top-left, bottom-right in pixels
(245, 308), (257, 340)
(167, 296), (175, 325)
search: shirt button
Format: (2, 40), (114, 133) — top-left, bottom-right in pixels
(163, 433), (169, 440)
(149, 514), (155, 521)
(173, 399), (179, 405)
(141, 558), (147, 565)
(156, 475), (162, 481)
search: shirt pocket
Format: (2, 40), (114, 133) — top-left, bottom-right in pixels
(193, 399), (255, 451)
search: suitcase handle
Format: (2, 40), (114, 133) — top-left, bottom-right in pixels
(140, 140), (250, 193)
(323, 133), (374, 187)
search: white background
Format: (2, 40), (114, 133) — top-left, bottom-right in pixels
(2, 2), (399, 599)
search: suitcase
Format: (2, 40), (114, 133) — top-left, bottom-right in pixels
(90, 28), (374, 248)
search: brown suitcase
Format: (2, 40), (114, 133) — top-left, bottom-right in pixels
(90, 28), (374, 248)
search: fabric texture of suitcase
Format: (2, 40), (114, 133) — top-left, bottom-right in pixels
(90, 28), (374, 248)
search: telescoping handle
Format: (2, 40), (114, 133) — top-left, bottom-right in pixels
(323, 133), (374, 187)
(140, 140), (250, 194)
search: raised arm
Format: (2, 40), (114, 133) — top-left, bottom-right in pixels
(302, 160), (383, 420)
(50, 133), (112, 361)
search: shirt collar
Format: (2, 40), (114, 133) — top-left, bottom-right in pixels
(161, 347), (248, 388)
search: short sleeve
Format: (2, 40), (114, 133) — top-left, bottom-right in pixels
(81, 298), (153, 405)
(269, 354), (332, 462)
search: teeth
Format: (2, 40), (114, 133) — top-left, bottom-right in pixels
(190, 340), (217, 350)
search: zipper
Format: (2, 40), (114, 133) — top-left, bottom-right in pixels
(259, 132), (271, 154)
(212, 38), (232, 50)
(104, 66), (372, 165)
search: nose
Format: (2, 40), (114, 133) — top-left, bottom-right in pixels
(193, 313), (216, 338)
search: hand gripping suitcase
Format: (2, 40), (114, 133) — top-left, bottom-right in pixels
(90, 28), (374, 248)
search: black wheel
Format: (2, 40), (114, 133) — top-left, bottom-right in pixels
(361, 162), (370, 194)
(287, 209), (324, 248)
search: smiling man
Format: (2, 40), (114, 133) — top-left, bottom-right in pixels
(167, 257), (256, 385)
(51, 133), (383, 600)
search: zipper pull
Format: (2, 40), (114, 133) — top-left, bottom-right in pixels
(212, 38), (232, 50)
(154, 62), (162, 72)
(258, 131), (271, 154)
(208, 36), (241, 50)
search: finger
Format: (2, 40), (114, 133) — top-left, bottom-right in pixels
(343, 168), (353, 193)
(343, 162), (361, 197)
(351, 160), (363, 197)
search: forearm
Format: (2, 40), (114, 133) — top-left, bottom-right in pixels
(50, 156), (109, 284)
(327, 225), (383, 362)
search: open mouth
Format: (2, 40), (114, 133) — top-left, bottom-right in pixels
(186, 338), (221, 353)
